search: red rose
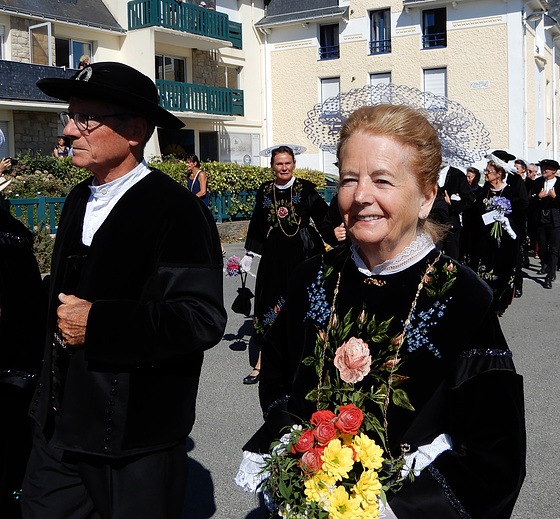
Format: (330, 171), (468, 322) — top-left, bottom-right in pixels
(311, 410), (336, 426)
(299, 447), (324, 475)
(335, 404), (363, 435)
(277, 206), (289, 218)
(314, 421), (337, 445)
(292, 429), (315, 454)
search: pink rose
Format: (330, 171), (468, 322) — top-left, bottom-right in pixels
(311, 409), (336, 426)
(277, 206), (289, 218)
(386, 357), (401, 369)
(292, 429), (315, 454)
(314, 421), (337, 445)
(299, 448), (324, 475)
(335, 404), (363, 435)
(333, 337), (372, 383)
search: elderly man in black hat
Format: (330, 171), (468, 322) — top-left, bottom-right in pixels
(22, 62), (227, 518)
(529, 158), (560, 289)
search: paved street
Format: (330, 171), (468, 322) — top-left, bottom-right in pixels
(184, 242), (560, 518)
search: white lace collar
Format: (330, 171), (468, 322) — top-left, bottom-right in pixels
(274, 176), (295, 190)
(350, 231), (435, 276)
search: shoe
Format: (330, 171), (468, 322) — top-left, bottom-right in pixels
(544, 279), (553, 289)
(243, 368), (260, 385)
(538, 266), (548, 275)
(514, 288), (523, 298)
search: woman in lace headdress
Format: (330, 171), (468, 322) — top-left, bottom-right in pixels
(237, 105), (525, 519)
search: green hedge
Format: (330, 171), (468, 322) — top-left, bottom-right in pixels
(2, 153), (327, 200)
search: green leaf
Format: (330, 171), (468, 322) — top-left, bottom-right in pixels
(392, 388), (415, 411)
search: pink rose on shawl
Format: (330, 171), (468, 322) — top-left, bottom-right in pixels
(334, 337), (371, 383)
(277, 206), (289, 218)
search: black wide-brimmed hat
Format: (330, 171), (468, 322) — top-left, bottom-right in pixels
(537, 159), (560, 171)
(37, 62), (184, 129)
(487, 149), (516, 162)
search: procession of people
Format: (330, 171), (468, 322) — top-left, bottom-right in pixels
(5, 59), (559, 518)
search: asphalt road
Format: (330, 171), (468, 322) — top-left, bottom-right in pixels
(184, 243), (559, 518)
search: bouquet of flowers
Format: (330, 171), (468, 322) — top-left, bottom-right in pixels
(262, 404), (406, 519)
(225, 255), (254, 316)
(225, 255), (243, 276)
(483, 196), (516, 246)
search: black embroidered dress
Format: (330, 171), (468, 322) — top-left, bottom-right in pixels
(245, 178), (333, 341)
(249, 237), (526, 518)
(469, 183), (525, 313)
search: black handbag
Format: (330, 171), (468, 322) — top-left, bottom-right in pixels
(231, 272), (254, 317)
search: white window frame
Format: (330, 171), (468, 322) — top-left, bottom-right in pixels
(155, 54), (187, 83)
(29, 22), (52, 66)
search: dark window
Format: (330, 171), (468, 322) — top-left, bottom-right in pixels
(422, 8), (446, 49)
(55, 38), (70, 68)
(319, 24), (339, 60)
(370, 9), (391, 54)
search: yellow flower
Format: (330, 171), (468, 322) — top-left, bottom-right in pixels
(353, 433), (384, 471)
(321, 439), (355, 481)
(359, 499), (381, 519)
(328, 485), (361, 519)
(353, 469), (382, 506)
(304, 471), (336, 503)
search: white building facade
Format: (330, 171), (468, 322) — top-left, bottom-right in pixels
(256, 0), (560, 174)
(0, 0), (266, 165)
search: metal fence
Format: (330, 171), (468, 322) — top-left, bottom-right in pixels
(7, 187), (337, 231)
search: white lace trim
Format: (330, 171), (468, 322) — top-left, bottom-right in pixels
(350, 231), (435, 276)
(235, 451), (270, 493)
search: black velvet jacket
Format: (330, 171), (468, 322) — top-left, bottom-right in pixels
(248, 245), (525, 519)
(29, 169), (227, 458)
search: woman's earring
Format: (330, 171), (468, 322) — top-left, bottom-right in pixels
(421, 213), (429, 219)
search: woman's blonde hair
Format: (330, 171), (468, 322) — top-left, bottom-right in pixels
(336, 104), (446, 242)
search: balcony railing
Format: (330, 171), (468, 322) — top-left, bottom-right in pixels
(369, 39), (391, 54)
(422, 32), (446, 48)
(157, 80), (244, 116)
(319, 44), (340, 60)
(128, 0), (242, 49)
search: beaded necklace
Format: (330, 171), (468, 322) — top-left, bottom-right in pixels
(272, 181), (301, 237)
(316, 250), (442, 460)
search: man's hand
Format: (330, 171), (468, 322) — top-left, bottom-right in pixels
(0, 158), (11, 173)
(443, 190), (451, 205)
(57, 293), (92, 347)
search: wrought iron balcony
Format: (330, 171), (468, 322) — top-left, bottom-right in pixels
(319, 44), (340, 60)
(369, 39), (391, 54)
(422, 32), (447, 48)
(128, 0), (242, 49)
(157, 80), (244, 116)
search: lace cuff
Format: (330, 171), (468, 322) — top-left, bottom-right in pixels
(401, 433), (453, 478)
(235, 451), (270, 493)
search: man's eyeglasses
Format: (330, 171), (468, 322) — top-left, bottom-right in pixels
(59, 112), (132, 132)
(484, 169), (497, 175)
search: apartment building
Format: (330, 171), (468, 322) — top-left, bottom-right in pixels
(256, 0), (560, 175)
(0, 0), (558, 173)
(0, 0), (265, 164)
